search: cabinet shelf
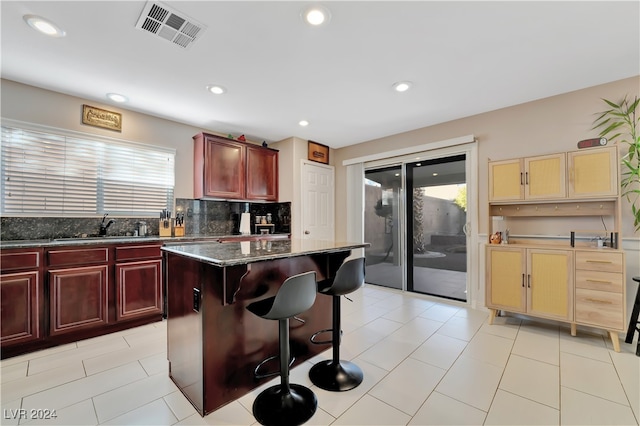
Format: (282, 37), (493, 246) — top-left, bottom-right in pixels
(489, 200), (616, 217)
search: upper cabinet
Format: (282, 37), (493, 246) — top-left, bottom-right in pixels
(489, 153), (566, 202)
(245, 145), (278, 201)
(489, 147), (619, 203)
(194, 133), (278, 201)
(568, 146), (618, 198)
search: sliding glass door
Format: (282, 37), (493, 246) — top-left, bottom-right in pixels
(363, 166), (403, 290)
(406, 155), (467, 301)
(363, 154), (468, 302)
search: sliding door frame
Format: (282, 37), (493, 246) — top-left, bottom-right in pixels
(347, 136), (478, 306)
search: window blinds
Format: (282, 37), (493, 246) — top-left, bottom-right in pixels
(1, 125), (175, 215)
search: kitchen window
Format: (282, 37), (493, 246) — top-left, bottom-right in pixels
(1, 123), (175, 216)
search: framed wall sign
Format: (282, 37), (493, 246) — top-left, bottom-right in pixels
(308, 140), (329, 164)
(82, 105), (122, 132)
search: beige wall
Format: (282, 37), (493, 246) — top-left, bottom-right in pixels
(0, 79), (261, 202)
(333, 76), (640, 240)
(3, 76), (638, 240)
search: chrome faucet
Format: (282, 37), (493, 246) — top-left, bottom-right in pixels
(99, 214), (116, 236)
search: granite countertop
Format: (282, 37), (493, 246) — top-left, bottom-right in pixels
(0, 234), (290, 249)
(162, 238), (369, 267)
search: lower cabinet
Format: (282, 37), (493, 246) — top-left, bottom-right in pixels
(1, 243), (163, 358)
(1, 271), (41, 345)
(49, 265), (109, 336)
(115, 244), (163, 322)
(486, 246), (573, 323)
(574, 251), (624, 330)
(487, 245), (626, 350)
(116, 259), (162, 321)
(0, 249), (43, 346)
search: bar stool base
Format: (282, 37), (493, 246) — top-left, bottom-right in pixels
(309, 360), (364, 391)
(252, 384), (317, 426)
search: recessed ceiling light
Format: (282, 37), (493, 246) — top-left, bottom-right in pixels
(302, 5), (331, 26)
(393, 81), (412, 92)
(106, 93), (128, 103)
(206, 85), (226, 95)
(416, 163), (422, 167)
(432, 172), (438, 176)
(299, 120), (309, 127)
(23, 15), (65, 37)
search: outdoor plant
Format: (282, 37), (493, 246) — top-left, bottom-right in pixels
(592, 95), (640, 232)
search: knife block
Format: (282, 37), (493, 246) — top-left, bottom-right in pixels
(159, 219), (172, 237)
(174, 225), (185, 237)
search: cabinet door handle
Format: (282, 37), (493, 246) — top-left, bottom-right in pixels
(525, 172), (529, 185)
(585, 298), (612, 305)
(522, 273), (525, 287)
(520, 172), (524, 185)
(586, 279), (612, 284)
(586, 260), (612, 264)
(527, 274), (531, 288)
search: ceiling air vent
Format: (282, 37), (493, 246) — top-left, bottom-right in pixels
(135, 1), (206, 49)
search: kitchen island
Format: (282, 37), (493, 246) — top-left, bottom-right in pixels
(162, 239), (368, 416)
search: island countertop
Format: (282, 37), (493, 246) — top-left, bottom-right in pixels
(161, 238), (368, 267)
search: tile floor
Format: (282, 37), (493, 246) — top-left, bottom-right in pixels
(1, 284), (638, 426)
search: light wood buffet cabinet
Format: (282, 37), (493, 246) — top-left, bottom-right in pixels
(486, 146), (626, 351)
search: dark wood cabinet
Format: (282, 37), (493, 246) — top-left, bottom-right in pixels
(115, 245), (163, 321)
(1, 250), (43, 347)
(246, 145), (278, 201)
(1, 242), (164, 359)
(49, 265), (109, 336)
(194, 133), (278, 201)
(1, 271), (41, 345)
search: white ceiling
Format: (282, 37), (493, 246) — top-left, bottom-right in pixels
(1, 1), (638, 148)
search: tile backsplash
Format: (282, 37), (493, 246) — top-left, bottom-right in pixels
(175, 198), (291, 237)
(0, 199), (291, 241)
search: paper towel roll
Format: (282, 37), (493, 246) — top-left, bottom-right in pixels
(240, 212), (251, 235)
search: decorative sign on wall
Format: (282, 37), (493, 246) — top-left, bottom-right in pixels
(82, 105), (122, 131)
(308, 140), (329, 164)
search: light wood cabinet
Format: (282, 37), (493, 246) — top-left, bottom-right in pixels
(193, 133), (278, 201)
(489, 153), (566, 201)
(574, 250), (625, 351)
(486, 246), (573, 323)
(527, 248), (573, 321)
(486, 146), (625, 351)
(568, 146), (618, 198)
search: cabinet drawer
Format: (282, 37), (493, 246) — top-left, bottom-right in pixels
(115, 245), (162, 262)
(575, 270), (623, 293)
(0, 251), (41, 271)
(575, 251), (623, 273)
(48, 248), (109, 267)
(575, 288), (623, 330)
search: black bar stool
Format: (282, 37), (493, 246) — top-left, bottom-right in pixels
(624, 276), (640, 356)
(309, 257), (365, 391)
(246, 271), (318, 426)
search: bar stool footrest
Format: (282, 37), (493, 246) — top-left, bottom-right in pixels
(254, 354), (295, 380)
(310, 328), (340, 345)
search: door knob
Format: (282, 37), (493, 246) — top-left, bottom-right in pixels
(304, 230), (310, 234)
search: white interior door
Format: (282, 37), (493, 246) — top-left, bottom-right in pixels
(301, 161), (335, 241)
